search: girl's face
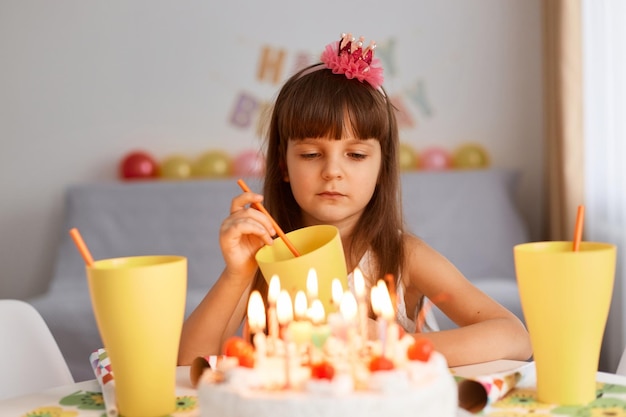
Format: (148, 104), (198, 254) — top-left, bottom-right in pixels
(284, 132), (382, 230)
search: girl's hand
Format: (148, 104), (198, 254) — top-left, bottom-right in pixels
(219, 191), (276, 283)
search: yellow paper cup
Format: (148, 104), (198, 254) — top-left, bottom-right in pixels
(514, 241), (616, 405)
(255, 225), (347, 314)
(87, 255), (187, 417)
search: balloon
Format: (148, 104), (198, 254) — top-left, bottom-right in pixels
(119, 151), (158, 180)
(418, 147), (452, 171)
(453, 143), (490, 169)
(193, 150), (233, 178)
(233, 149), (266, 178)
(399, 143), (418, 171)
(160, 155), (192, 180)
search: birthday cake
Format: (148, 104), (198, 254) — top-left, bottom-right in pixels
(196, 269), (457, 417)
(197, 331), (458, 417)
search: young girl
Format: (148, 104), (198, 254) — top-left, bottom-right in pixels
(178, 33), (531, 366)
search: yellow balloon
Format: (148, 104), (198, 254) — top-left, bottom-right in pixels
(193, 150), (233, 178)
(160, 155), (192, 180)
(453, 143), (490, 169)
(399, 143), (418, 171)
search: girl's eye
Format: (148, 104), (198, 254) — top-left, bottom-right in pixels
(300, 152), (320, 160)
(348, 153), (367, 160)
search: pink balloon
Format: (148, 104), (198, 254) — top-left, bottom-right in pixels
(418, 147), (452, 171)
(233, 150), (265, 178)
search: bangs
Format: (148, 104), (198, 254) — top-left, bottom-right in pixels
(276, 69), (389, 141)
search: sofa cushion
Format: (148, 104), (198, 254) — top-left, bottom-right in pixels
(401, 169), (529, 281)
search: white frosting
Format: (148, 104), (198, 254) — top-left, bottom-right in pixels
(197, 351), (458, 417)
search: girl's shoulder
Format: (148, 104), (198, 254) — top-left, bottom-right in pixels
(401, 231), (431, 252)
(400, 232), (465, 290)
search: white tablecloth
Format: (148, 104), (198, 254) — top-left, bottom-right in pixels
(1, 361), (625, 416)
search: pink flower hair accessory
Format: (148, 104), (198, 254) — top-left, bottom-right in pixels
(320, 33), (384, 89)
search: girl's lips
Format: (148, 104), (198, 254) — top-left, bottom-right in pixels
(318, 191), (344, 198)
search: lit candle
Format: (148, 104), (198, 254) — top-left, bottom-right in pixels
(331, 278), (343, 308)
(370, 284), (381, 317)
(339, 290), (358, 378)
(371, 283), (385, 354)
(310, 299), (330, 351)
(377, 280), (398, 359)
(340, 290), (358, 357)
(353, 267), (368, 349)
(294, 290), (308, 320)
(290, 291), (313, 346)
(340, 291), (357, 325)
(247, 290), (267, 363)
(306, 268), (318, 303)
(267, 274), (281, 355)
(276, 289), (293, 388)
(327, 278), (346, 339)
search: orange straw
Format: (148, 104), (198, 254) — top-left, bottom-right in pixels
(237, 179), (301, 257)
(572, 205), (585, 252)
(69, 227), (95, 266)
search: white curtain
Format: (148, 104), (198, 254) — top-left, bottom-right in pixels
(582, 0), (626, 372)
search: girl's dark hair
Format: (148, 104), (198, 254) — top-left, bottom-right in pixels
(253, 64), (405, 299)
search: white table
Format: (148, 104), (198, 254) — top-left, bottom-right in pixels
(1, 361), (624, 416)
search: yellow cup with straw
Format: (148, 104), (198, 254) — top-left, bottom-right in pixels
(514, 206), (617, 405)
(237, 179), (348, 315)
(70, 229), (187, 417)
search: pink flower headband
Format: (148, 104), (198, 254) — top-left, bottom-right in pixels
(320, 33), (384, 90)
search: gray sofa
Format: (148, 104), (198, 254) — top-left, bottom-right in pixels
(29, 169), (530, 381)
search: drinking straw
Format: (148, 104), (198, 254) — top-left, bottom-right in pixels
(237, 179), (301, 257)
(69, 227), (95, 266)
(572, 205), (585, 252)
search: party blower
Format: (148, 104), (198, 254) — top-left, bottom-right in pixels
(70, 228), (187, 417)
(514, 205), (617, 406)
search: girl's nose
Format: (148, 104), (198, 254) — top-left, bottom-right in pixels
(321, 156), (343, 180)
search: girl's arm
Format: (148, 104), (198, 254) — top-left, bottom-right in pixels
(177, 191), (276, 365)
(403, 234), (532, 366)
(177, 269), (251, 365)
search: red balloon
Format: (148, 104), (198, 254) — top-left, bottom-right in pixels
(119, 151), (158, 180)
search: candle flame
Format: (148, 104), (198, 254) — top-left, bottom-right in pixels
(370, 285), (381, 316)
(331, 278), (343, 306)
(294, 290), (308, 320)
(306, 268), (318, 299)
(247, 290), (266, 332)
(276, 289), (293, 325)
(377, 280), (394, 320)
(310, 299), (326, 324)
(268, 274), (281, 304)
(340, 291), (358, 322)
(354, 267), (365, 297)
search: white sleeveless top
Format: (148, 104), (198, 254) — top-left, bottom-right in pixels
(346, 251), (439, 333)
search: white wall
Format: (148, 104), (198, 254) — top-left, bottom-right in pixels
(0, 0), (543, 298)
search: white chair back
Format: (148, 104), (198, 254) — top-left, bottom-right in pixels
(0, 299), (74, 400)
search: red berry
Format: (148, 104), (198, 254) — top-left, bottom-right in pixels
(369, 355), (395, 371)
(407, 337), (434, 362)
(310, 361), (335, 380)
(223, 336), (255, 367)
(238, 345), (255, 368)
(223, 336), (249, 357)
